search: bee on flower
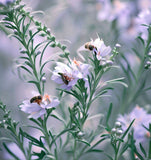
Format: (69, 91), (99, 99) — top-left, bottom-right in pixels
(51, 61), (90, 90)
(20, 94), (60, 119)
(84, 38), (112, 61)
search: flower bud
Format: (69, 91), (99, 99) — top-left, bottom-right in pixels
(106, 60), (113, 66)
(101, 61), (107, 67)
(146, 61), (151, 65)
(116, 129), (123, 136)
(71, 123), (76, 128)
(41, 76), (46, 83)
(115, 121), (122, 128)
(111, 128), (117, 134)
(115, 43), (121, 48)
(77, 131), (85, 138)
(148, 52), (151, 57)
(47, 28), (51, 35)
(2, 120), (6, 124)
(145, 61), (151, 69)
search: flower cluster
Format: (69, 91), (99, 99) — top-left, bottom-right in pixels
(97, 0), (151, 41)
(117, 106), (151, 144)
(51, 59), (90, 90)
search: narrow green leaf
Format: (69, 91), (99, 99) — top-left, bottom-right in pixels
(3, 143), (20, 160)
(20, 66), (32, 75)
(20, 130), (42, 146)
(40, 59), (53, 75)
(106, 103), (112, 126)
(87, 149), (103, 153)
(22, 125), (43, 133)
(0, 137), (14, 142)
(76, 139), (90, 146)
(139, 143), (147, 157)
(106, 77), (128, 88)
(51, 113), (66, 125)
(42, 154), (56, 160)
(121, 119), (135, 139)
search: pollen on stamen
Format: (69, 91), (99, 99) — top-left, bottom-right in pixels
(44, 94), (51, 103)
(73, 58), (81, 66)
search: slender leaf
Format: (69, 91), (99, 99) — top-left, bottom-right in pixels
(139, 143), (147, 157)
(76, 139), (90, 146)
(3, 143), (20, 160)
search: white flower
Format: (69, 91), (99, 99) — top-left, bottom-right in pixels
(51, 62), (83, 90)
(90, 38), (111, 60)
(20, 94), (60, 119)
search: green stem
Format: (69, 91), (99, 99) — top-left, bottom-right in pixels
(11, 127), (28, 159)
(42, 118), (52, 153)
(13, 12), (42, 94)
(73, 138), (77, 160)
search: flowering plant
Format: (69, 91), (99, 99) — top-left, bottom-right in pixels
(0, 0), (151, 160)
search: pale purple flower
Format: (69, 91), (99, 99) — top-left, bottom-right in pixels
(117, 106), (151, 144)
(51, 62), (83, 90)
(71, 59), (90, 87)
(20, 94), (60, 119)
(137, 0), (151, 11)
(89, 38), (111, 60)
(0, 0), (14, 5)
(97, 0), (132, 28)
(135, 9), (151, 40)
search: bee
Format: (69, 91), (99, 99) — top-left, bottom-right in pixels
(58, 73), (71, 85)
(30, 95), (43, 105)
(85, 42), (97, 51)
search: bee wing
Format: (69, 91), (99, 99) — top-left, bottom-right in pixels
(31, 91), (40, 96)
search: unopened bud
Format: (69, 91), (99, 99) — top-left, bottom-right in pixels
(145, 61), (151, 69)
(115, 121), (122, 128)
(71, 123), (76, 128)
(148, 52), (151, 57)
(2, 120), (6, 123)
(111, 128), (117, 134)
(106, 60), (113, 66)
(42, 76), (46, 82)
(77, 131), (85, 138)
(101, 61), (107, 67)
(116, 129), (123, 136)
(47, 28), (51, 35)
(115, 43), (121, 48)
(146, 61), (151, 65)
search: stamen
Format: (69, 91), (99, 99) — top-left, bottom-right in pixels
(73, 58), (80, 66)
(44, 94), (51, 103)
